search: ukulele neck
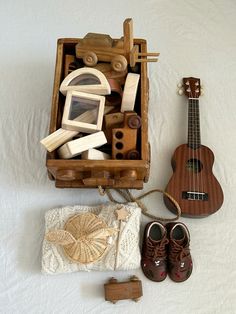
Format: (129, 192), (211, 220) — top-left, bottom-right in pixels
(187, 98), (201, 149)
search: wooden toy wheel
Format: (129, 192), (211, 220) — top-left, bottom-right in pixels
(130, 275), (139, 281)
(127, 115), (141, 129)
(47, 170), (55, 181)
(126, 150), (140, 160)
(111, 55), (127, 72)
(109, 277), (118, 284)
(56, 169), (77, 181)
(83, 51), (98, 67)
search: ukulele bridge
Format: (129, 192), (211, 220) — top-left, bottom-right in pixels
(182, 191), (208, 201)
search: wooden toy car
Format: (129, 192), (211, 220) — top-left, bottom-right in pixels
(104, 276), (143, 304)
(75, 18), (159, 72)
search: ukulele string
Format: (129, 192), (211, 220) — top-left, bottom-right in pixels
(187, 82), (192, 200)
(188, 95), (192, 199)
(189, 84), (196, 200)
(191, 90), (197, 200)
(195, 82), (202, 204)
(194, 95), (199, 201)
(195, 83), (202, 206)
(198, 84), (204, 204)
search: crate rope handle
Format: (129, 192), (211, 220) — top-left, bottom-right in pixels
(98, 187), (181, 222)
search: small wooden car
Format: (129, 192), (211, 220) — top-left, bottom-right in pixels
(104, 276), (143, 304)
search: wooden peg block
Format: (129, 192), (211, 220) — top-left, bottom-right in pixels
(120, 73), (140, 112)
(112, 112), (141, 160)
(104, 112), (124, 143)
(40, 106), (114, 152)
(62, 90), (105, 133)
(58, 131), (107, 159)
(81, 148), (110, 160)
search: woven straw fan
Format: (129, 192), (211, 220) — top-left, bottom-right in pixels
(45, 213), (118, 264)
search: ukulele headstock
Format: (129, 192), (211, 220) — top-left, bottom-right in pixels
(178, 77), (203, 98)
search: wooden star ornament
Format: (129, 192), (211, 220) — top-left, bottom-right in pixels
(115, 207), (130, 221)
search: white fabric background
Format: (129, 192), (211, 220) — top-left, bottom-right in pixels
(1, 0), (236, 313)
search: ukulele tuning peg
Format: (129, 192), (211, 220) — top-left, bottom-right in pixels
(178, 89), (184, 95)
(177, 83), (183, 88)
(200, 88), (204, 95)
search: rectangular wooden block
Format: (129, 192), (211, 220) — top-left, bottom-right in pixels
(81, 148), (110, 160)
(58, 131), (107, 159)
(41, 106), (114, 152)
(64, 54), (76, 77)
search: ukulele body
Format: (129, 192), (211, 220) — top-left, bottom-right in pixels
(164, 144), (224, 217)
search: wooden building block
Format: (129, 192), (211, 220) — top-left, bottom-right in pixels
(112, 112), (141, 160)
(58, 131), (107, 159)
(40, 106), (114, 152)
(104, 112), (124, 143)
(120, 73), (140, 112)
(64, 54), (76, 77)
(62, 90), (105, 133)
(81, 148), (110, 160)
(60, 67), (111, 96)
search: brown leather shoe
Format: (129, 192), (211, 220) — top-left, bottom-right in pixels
(141, 221), (169, 282)
(167, 222), (193, 282)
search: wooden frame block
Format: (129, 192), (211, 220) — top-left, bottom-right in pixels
(62, 90), (105, 133)
(120, 73), (140, 112)
(60, 67), (111, 96)
(58, 131), (107, 159)
(40, 106), (114, 152)
(81, 148), (110, 160)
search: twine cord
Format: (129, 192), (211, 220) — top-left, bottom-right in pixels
(98, 187), (181, 222)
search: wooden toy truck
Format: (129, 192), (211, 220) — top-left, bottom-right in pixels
(75, 18), (159, 72)
(104, 276), (143, 304)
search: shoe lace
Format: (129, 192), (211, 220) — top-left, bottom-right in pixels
(146, 237), (169, 261)
(169, 239), (190, 263)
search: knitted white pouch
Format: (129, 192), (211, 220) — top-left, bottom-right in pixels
(42, 202), (141, 274)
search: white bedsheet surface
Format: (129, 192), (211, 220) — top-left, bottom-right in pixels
(1, 1), (236, 313)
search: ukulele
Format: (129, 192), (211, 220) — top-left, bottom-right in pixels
(164, 77), (224, 217)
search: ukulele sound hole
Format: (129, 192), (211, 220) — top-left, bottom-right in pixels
(186, 159), (203, 173)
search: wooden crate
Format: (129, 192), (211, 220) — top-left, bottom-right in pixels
(46, 38), (150, 189)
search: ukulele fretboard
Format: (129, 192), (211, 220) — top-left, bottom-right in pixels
(188, 98), (201, 149)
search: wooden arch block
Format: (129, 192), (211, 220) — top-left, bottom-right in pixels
(59, 67), (111, 96)
(120, 73), (140, 112)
